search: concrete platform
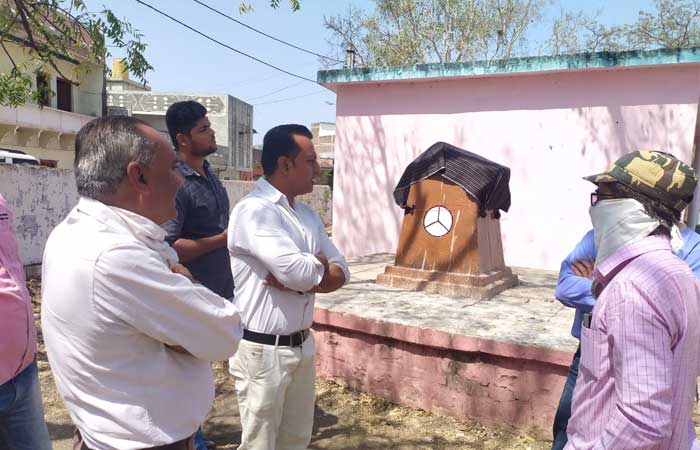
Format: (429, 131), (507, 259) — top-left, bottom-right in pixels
(313, 254), (578, 437)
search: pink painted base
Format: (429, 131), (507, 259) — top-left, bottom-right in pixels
(313, 308), (573, 438)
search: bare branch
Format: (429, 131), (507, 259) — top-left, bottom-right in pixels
(0, 9), (21, 45)
(0, 39), (18, 70)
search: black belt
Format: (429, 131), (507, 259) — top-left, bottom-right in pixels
(82, 440), (192, 450)
(243, 329), (309, 347)
(76, 429), (194, 450)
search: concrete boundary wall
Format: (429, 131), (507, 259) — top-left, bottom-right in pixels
(313, 307), (571, 437)
(0, 165), (78, 268)
(0, 165), (333, 267)
(222, 180), (332, 227)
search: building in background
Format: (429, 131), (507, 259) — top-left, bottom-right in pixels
(318, 47), (700, 270)
(106, 60), (253, 180)
(0, 20), (103, 168)
(252, 144), (263, 180)
(311, 122), (335, 188)
(250, 123), (336, 187)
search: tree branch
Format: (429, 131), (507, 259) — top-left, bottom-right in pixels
(12, 0), (70, 80)
(0, 40), (18, 70)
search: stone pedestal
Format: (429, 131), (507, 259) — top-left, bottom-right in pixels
(377, 176), (517, 299)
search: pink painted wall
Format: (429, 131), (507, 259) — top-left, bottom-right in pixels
(313, 308), (572, 437)
(332, 65), (700, 269)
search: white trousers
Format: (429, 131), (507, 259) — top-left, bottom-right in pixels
(229, 332), (316, 450)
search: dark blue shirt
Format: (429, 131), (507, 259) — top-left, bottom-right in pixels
(555, 227), (700, 339)
(163, 160), (233, 298)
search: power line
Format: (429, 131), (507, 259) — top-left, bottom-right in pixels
(134, 0), (317, 84)
(253, 90), (330, 106)
(191, 0), (343, 64)
(230, 73), (284, 88)
(245, 80), (305, 101)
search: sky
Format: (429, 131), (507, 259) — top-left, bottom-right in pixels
(84, 0), (655, 144)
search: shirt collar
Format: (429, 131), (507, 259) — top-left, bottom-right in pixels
(76, 197), (179, 266)
(255, 177), (289, 206)
(176, 159), (210, 178)
(77, 197), (165, 237)
(594, 234), (672, 284)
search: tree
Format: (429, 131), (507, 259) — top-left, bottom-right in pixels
(627, 0), (700, 49)
(546, 0), (700, 55)
(0, 0), (303, 107)
(545, 10), (625, 55)
(240, 0), (301, 13)
(0, 0), (150, 107)
(323, 0), (548, 68)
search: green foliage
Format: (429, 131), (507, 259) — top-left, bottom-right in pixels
(240, 0), (301, 14)
(0, 70), (32, 106)
(323, 0), (548, 67)
(547, 0), (700, 55)
(0, 0), (152, 107)
(326, 0), (700, 67)
(1, 0), (304, 106)
(628, 0), (700, 48)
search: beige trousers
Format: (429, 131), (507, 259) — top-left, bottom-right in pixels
(229, 333), (316, 450)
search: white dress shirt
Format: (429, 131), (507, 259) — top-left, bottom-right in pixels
(41, 197), (243, 450)
(228, 178), (350, 335)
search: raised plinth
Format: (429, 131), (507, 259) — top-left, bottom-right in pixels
(314, 255), (579, 439)
(377, 265), (518, 299)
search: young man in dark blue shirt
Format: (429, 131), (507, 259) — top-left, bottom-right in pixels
(163, 100), (233, 299)
(162, 100), (234, 450)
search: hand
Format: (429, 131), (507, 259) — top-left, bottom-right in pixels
(263, 272), (293, 291)
(218, 228), (228, 248)
(572, 256), (595, 279)
(315, 253), (330, 273)
(171, 263), (194, 281)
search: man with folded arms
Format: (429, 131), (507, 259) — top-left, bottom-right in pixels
(228, 124), (349, 450)
(42, 116), (243, 450)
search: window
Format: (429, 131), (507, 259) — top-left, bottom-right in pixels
(56, 78), (72, 112)
(36, 73), (50, 107)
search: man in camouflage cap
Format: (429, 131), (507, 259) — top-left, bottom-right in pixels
(564, 150), (700, 450)
(585, 150), (697, 219)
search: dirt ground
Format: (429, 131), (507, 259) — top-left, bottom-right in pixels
(29, 280), (551, 450)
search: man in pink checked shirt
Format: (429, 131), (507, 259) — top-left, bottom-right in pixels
(565, 150), (700, 450)
(0, 193), (51, 450)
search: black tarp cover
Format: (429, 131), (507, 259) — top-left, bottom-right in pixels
(392, 142), (511, 218)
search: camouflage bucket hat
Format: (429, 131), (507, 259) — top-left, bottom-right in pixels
(584, 150), (698, 213)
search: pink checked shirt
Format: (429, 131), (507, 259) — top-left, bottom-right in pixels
(0, 194), (36, 385)
(565, 235), (700, 450)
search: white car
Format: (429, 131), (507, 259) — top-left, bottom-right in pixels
(0, 149), (40, 166)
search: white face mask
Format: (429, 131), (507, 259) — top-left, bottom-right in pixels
(589, 198), (682, 267)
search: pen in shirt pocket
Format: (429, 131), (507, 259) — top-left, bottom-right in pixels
(582, 312), (592, 329)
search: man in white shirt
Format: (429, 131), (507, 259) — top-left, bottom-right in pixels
(228, 124), (349, 450)
(41, 116), (243, 450)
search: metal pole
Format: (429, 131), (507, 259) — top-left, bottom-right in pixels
(345, 44), (356, 69)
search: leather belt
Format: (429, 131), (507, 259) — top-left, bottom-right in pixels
(243, 329), (309, 347)
(75, 429), (194, 450)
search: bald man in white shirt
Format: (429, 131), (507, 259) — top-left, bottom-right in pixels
(41, 117), (243, 450)
(228, 124), (349, 450)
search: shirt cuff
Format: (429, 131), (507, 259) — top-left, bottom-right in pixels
(330, 261), (351, 286)
(312, 255), (325, 286)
